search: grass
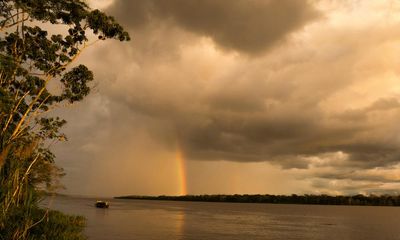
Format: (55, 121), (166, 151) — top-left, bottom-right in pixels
(0, 207), (87, 240)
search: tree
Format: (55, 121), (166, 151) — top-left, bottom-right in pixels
(0, 0), (129, 239)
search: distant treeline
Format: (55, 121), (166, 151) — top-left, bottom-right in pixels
(115, 194), (400, 206)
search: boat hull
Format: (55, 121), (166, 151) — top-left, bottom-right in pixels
(95, 201), (109, 208)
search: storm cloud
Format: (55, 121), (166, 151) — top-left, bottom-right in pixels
(108, 0), (319, 54)
(56, 0), (400, 196)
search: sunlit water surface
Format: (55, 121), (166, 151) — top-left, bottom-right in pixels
(44, 196), (400, 240)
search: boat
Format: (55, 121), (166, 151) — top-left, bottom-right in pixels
(95, 200), (109, 208)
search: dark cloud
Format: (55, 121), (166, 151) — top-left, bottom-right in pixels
(336, 97), (400, 122)
(108, 0), (320, 54)
(55, 0), (400, 195)
(114, 79), (400, 171)
(80, 19), (400, 171)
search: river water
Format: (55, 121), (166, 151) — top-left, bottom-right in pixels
(44, 195), (400, 240)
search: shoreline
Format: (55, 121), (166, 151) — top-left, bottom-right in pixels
(114, 194), (400, 207)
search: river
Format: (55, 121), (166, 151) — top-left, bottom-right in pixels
(44, 195), (400, 240)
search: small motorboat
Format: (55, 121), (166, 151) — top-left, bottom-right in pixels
(95, 200), (109, 208)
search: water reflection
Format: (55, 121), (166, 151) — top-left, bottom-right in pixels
(175, 210), (185, 240)
(46, 196), (400, 240)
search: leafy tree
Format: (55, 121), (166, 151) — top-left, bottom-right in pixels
(0, 0), (129, 239)
(116, 193), (400, 206)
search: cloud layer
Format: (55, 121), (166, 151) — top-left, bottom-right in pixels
(56, 0), (400, 196)
(109, 0), (319, 54)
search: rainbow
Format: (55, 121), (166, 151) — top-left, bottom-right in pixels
(175, 145), (187, 196)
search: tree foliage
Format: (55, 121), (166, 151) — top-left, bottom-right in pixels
(0, 0), (129, 239)
(117, 194), (400, 206)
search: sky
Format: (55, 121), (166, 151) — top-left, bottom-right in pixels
(54, 0), (400, 197)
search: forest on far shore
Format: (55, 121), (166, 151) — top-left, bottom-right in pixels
(115, 194), (400, 206)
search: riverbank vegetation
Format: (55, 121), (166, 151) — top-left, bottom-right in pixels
(0, 1), (129, 239)
(115, 194), (400, 206)
(1, 207), (86, 240)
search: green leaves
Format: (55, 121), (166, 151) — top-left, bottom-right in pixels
(60, 64), (93, 103)
(14, 0), (89, 24)
(0, 0), (130, 147)
(38, 117), (66, 140)
(87, 9), (130, 41)
(0, 1), (130, 238)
